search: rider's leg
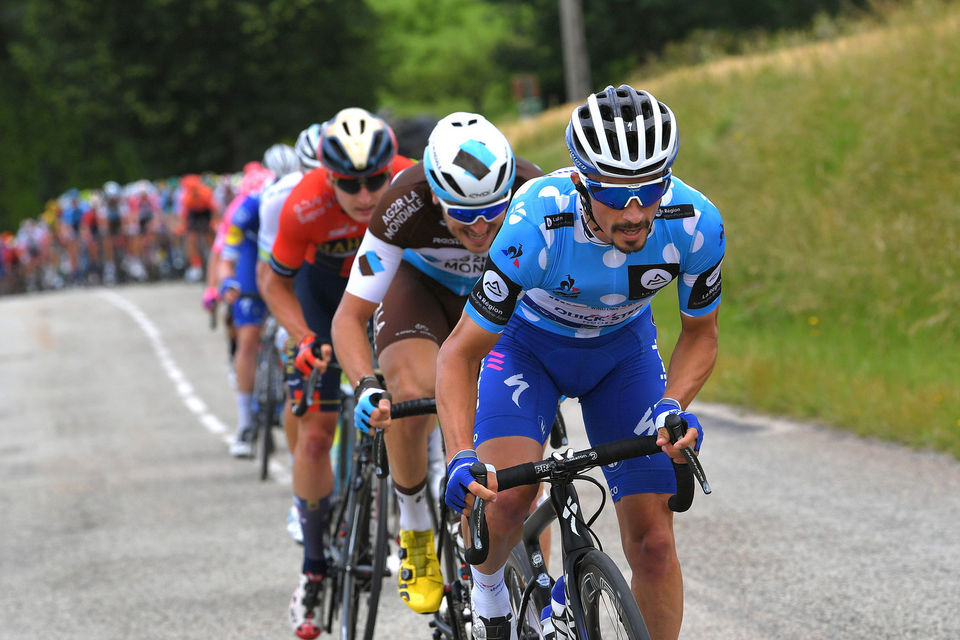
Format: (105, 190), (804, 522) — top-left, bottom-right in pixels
(614, 494), (682, 640)
(378, 337), (438, 527)
(471, 436), (543, 625)
(293, 409), (338, 569)
(229, 323), (259, 451)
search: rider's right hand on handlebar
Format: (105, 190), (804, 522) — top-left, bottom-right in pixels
(653, 398), (703, 462)
(445, 449), (497, 515)
(294, 334), (330, 375)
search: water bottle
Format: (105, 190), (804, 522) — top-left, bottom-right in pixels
(549, 576), (571, 639)
(540, 604), (555, 640)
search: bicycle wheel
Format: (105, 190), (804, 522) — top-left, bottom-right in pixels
(574, 550), (650, 640)
(339, 465), (390, 640)
(257, 351), (281, 481)
(434, 508), (472, 640)
(504, 545), (544, 640)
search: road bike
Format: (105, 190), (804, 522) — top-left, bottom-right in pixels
(252, 314), (287, 480)
(429, 401), (569, 640)
(468, 414), (710, 640)
(295, 362), (433, 640)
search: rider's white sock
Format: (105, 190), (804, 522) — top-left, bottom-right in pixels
(470, 566), (511, 620)
(395, 484), (432, 531)
(236, 392), (252, 433)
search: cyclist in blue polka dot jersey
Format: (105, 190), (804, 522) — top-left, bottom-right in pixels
(436, 84), (724, 640)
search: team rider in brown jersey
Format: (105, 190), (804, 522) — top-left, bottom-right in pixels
(331, 112), (542, 614)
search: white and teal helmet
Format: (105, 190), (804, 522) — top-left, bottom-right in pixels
(423, 112), (516, 206)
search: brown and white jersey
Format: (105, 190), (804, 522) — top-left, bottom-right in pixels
(345, 159), (542, 302)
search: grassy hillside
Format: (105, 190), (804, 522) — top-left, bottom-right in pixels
(505, 1), (960, 457)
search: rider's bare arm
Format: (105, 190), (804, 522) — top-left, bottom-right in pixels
(330, 291), (380, 387)
(260, 267), (312, 344)
(436, 312), (501, 460)
(663, 307), (719, 409)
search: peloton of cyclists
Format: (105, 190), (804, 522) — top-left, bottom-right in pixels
(218, 143), (303, 458)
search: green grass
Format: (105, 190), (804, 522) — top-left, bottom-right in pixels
(506, 1), (960, 457)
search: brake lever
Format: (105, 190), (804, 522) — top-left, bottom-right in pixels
(666, 414), (712, 495)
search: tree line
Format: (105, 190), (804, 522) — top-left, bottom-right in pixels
(0, 0), (869, 230)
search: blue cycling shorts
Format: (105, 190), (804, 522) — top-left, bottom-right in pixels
(474, 308), (676, 500)
(231, 295), (267, 328)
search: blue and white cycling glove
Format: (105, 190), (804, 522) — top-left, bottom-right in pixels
(218, 277), (241, 298)
(652, 397), (704, 451)
(353, 375), (387, 434)
(445, 449), (490, 513)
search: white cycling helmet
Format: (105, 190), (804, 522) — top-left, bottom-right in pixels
(262, 143), (301, 178)
(566, 84), (679, 179)
(295, 124), (322, 169)
(423, 112), (516, 206)
(320, 108), (396, 177)
(102, 181), (122, 199)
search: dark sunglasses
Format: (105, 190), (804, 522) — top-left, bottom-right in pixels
(579, 172), (672, 209)
(333, 171), (390, 195)
(438, 191), (512, 226)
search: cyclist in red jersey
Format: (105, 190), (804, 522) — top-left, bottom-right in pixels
(260, 107), (414, 640)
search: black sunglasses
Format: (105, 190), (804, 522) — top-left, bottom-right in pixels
(333, 172), (390, 195)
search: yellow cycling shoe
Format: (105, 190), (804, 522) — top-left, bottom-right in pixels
(397, 528), (443, 613)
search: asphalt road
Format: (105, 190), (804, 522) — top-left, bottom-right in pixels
(1, 282), (957, 639)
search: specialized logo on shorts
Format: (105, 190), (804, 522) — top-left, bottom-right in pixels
(358, 250), (384, 276)
(552, 274), (581, 299)
(501, 243), (523, 268)
(482, 270), (509, 302)
(504, 373), (529, 407)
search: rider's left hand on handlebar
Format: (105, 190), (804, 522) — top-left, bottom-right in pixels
(294, 334), (331, 375)
(202, 286), (219, 311)
(353, 376), (390, 434)
(445, 449), (498, 515)
(652, 397), (703, 462)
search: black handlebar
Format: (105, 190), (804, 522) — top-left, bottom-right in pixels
(466, 414), (709, 564)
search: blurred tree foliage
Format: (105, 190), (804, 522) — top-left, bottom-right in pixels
(0, 0), (870, 230)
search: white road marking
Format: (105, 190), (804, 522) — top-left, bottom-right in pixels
(101, 290), (292, 484)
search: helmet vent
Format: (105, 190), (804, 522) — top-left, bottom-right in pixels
(440, 171), (466, 198)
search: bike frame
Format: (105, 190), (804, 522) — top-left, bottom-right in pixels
(514, 476), (609, 640)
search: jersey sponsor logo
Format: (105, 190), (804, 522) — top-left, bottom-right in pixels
(293, 194), (330, 224)
(381, 191), (424, 240)
(552, 274), (581, 299)
(501, 243), (523, 268)
(317, 236), (363, 258)
(358, 251), (384, 276)
(432, 236), (462, 245)
(469, 259), (522, 326)
(544, 213), (574, 230)
(657, 204), (695, 219)
(442, 254), (486, 276)
(688, 258), (722, 310)
(504, 373), (529, 407)
(225, 226), (243, 246)
(327, 221), (358, 239)
(627, 264), (680, 300)
(482, 270), (509, 302)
